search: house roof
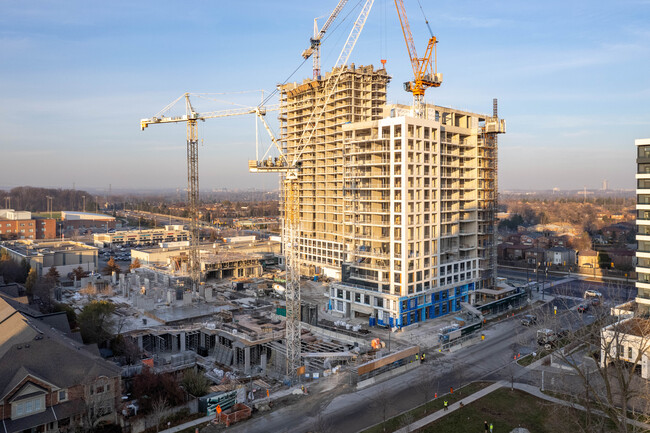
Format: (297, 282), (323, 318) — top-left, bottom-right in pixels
(0, 298), (120, 401)
(2, 400), (84, 433)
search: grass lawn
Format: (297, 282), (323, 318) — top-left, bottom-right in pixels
(360, 382), (492, 433)
(32, 212), (62, 220)
(418, 387), (618, 433)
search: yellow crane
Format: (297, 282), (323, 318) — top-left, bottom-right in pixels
(394, 0), (442, 118)
(141, 94), (277, 293)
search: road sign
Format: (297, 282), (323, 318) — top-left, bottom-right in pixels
(216, 405), (222, 415)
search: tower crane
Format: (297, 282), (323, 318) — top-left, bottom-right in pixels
(394, 0), (442, 118)
(141, 94), (277, 293)
(250, 0), (375, 382)
(301, 0), (350, 80)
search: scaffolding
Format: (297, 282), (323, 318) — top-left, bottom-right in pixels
(279, 65), (390, 277)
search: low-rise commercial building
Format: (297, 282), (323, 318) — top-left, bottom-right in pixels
(61, 211), (116, 231)
(0, 240), (98, 277)
(93, 225), (188, 247)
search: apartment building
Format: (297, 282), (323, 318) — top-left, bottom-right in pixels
(280, 65), (504, 327)
(0, 210), (56, 240)
(637, 137), (650, 315)
(598, 138), (650, 379)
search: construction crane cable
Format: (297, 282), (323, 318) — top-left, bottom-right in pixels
(259, 57), (310, 108)
(416, 0), (433, 37)
(321, 0), (363, 45)
(259, 0), (363, 108)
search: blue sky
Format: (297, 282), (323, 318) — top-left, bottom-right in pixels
(1, 0), (649, 192)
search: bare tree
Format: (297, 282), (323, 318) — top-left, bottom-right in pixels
(545, 305), (650, 432)
(150, 397), (170, 433)
(368, 386), (393, 432)
(80, 377), (118, 432)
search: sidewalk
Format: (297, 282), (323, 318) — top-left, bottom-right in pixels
(393, 380), (650, 433)
(157, 385), (308, 433)
(392, 381), (504, 433)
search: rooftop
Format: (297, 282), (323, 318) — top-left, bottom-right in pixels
(1, 239), (96, 257)
(614, 317), (650, 338)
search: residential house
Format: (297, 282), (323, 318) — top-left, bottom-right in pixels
(546, 246), (577, 266)
(0, 297), (122, 432)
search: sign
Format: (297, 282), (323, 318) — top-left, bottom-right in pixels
(216, 405), (222, 415)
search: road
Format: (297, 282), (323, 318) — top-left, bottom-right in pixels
(221, 299), (594, 433)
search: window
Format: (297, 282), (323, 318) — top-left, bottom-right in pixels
(13, 397), (43, 418)
(628, 347), (633, 359)
(58, 389), (67, 402)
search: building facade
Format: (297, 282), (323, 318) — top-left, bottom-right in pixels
(0, 240), (98, 277)
(94, 225), (188, 247)
(636, 138), (650, 315)
(281, 65), (504, 327)
(0, 297), (122, 432)
(0, 210), (56, 240)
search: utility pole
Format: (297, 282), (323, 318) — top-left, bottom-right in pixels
(82, 195), (86, 213)
(46, 196), (53, 218)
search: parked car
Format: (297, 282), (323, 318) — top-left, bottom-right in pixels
(521, 314), (537, 326)
(590, 297), (601, 307)
(577, 303), (590, 313)
(584, 289), (602, 299)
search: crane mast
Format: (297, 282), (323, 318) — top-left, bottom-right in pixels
(394, 0), (442, 118)
(302, 0), (350, 80)
(141, 95), (278, 295)
(252, 0), (374, 382)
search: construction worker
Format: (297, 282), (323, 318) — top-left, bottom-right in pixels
(415, 353), (419, 361)
(421, 352), (426, 362)
(485, 421), (489, 432)
(443, 400), (448, 411)
(490, 422), (494, 432)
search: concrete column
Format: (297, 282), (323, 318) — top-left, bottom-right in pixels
(260, 352), (267, 373)
(137, 336), (143, 350)
(244, 347), (251, 374)
(180, 332), (186, 352)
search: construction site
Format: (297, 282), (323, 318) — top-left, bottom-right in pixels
(114, 0), (507, 422)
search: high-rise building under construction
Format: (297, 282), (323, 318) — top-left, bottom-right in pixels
(280, 64), (504, 328)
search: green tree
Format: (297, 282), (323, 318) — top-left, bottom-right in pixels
(181, 369), (210, 397)
(53, 303), (78, 329)
(19, 258), (30, 283)
(78, 300), (116, 345)
(598, 252), (612, 269)
(102, 257), (121, 276)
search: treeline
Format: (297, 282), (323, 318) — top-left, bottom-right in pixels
(0, 186), (98, 213)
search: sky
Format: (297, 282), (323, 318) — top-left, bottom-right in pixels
(1, 0), (649, 193)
